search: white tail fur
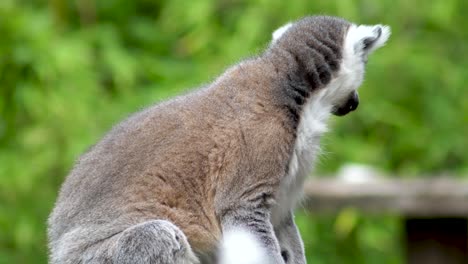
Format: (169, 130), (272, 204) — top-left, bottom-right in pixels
(219, 228), (268, 264)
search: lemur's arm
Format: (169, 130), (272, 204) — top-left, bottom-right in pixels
(275, 212), (306, 264)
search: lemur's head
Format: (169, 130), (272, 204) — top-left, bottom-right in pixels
(271, 16), (390, 116)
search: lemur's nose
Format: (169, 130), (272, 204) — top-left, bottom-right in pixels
(348, 91), (359, 111)
(332, 91), (359, 116)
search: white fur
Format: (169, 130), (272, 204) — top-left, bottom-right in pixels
(220, 228), (268, 264)
(272, 23), (390, 225)
(272, 23), (292, 42)
(348, 24), (391, 54)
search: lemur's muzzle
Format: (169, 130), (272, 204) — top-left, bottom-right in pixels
(332, 91), (359, 116)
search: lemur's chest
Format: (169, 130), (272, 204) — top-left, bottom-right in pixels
(271, 99), (331, 226)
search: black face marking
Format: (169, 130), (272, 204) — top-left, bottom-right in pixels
(332, 91), (359, 116)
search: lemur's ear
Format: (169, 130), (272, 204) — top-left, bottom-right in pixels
(349, 25), (391, 55)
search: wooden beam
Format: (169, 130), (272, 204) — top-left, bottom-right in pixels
(302, 177), (468, 216)
(301, 177), (468, 264)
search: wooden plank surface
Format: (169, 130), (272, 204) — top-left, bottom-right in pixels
(302, 177), (468, 216)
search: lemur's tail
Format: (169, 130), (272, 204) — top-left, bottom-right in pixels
(219, 228), (268, 264)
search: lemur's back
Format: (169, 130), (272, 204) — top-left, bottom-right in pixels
(48, 57), (295, 260)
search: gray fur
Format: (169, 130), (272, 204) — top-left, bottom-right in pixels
(112, 220), (198, 264)
(48, 15), (389, 264)
(275, 213), (306, 264)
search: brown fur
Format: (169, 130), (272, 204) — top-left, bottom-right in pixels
(48, 16), (390, 264)
(51, 57), (296, 251)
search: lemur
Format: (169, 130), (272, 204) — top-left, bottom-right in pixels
(48, 16), (390, 264)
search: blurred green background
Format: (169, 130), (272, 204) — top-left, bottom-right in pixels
(1, 0), (467, 263)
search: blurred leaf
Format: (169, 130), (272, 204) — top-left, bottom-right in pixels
(334, 208), (359, 238)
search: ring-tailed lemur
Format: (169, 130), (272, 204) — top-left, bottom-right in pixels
(48, 16), (390, 264)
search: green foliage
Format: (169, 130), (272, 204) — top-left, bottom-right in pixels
(0, 0), (467, 263)
(296, 211), (402, 264)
